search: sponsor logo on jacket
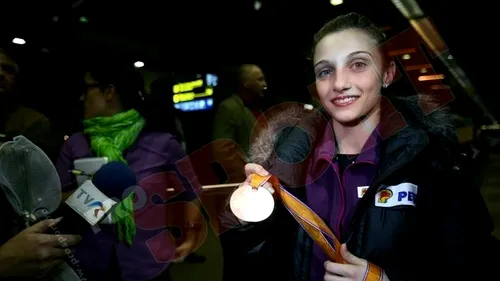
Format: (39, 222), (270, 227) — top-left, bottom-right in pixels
(375, 183), (418, 207)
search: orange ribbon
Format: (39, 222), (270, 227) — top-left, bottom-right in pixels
(250, 174), (382, 281)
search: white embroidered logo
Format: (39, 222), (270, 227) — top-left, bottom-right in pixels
(357, 186), (369, 198)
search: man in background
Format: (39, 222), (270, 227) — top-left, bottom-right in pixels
(0, 49), (56, 160)
(0, 48), (81, 279)
(212, 64), (267, 183)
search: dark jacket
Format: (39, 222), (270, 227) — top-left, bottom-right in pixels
(222, 96), (497, 281)
(212, 95), (260, 183)
(0, 105), (59, 280)
(0, 105), (56, 244)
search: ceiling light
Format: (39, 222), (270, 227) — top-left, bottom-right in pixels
(420, 68), (427, 73)
(79, 16), (88, 23)
(402, 54), (411, 60)
(330, 0), (343, 5)
(134, 61), (144, 68)
(391, 0), (425, 19)
(254, 0), (262, 11)
(418, 74), (444, 81)
(12, 38), (26, 45)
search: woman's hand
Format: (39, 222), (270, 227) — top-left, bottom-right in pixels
(172, 238), (196, 263)
(324, 244), (389, 281)
(229, 163), (276, 225)
(243, 163), (274, 194)
(0, 218), (81, 278)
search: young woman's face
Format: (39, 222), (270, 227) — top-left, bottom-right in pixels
(80, 72), (108, 119)
(313, 29), (391, 125)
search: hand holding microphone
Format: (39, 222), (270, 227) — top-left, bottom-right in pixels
(0, 136), (82, 279)
(0, 218), (81, 278)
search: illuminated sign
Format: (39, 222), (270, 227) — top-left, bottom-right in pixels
(172, 74), (218, 106)
(174, 98), (213, 112)
(206, 73), (218, 87)
(173, 88), (213, 103)
(173, 79), (204, 94)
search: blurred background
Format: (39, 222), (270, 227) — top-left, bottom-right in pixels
(2, 0), (499, 145)
(1, 0), (499, 280)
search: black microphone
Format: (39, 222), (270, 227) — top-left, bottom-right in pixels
(54, 162), (137, 234)
(92, 161), (138, 200)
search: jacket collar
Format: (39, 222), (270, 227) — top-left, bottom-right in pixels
(248, 95), (456, 187)
(314, 119), (381, 165)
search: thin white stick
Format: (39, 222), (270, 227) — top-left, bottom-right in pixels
(166, 182), (241, 192)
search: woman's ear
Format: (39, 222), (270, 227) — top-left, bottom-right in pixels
(104, 84), (116, 101)
(383, 61), (396, 85)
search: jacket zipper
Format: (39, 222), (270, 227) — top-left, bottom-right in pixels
(344, 161), (402, 250)
(334, 160), (376, 242)
(331, 164), (343, 240)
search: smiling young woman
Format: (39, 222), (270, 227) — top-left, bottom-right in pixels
(226, 12), (497, 281)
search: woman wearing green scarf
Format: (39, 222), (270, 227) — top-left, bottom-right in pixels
(55, 65), (204, 281)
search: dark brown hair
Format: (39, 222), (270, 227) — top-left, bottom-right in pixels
(0, 48), (20, 74)
(311, 13), (387, 61)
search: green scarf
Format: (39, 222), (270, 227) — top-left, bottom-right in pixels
(111, 193), (136, 246)
(83, 109), (145, 246)
(83, 109), (145, 163)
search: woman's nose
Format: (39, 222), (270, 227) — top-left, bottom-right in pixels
(332, 71), (351, 93)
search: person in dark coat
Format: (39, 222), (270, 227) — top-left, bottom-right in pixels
(223, 13), (498, 281)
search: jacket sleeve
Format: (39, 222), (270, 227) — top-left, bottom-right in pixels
(212, 102), (237, 141)
(431, 145), (498, 280)
(219, 198), (299, 281)
(55, 137), (77, 192)
(218, 124), (313, 281)
(212, 102), (247, 183)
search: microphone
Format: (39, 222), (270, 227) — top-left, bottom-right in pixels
(89, 162), (137, 225)
(91, 161), (137, 200)
(59, 162), (138, 245)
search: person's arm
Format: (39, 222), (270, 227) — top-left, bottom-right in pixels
(219, 121), (315, 256)
(218, 163), (292, 257)
(0, 219), (80, 278)
(428, 147), (498, 280)
(55, 139), (77, 201)
(212, 102), (237, 141)
(212, 102), (247, 183)
(166, 137), (205, 259)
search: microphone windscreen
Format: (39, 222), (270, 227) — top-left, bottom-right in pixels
(92, 162), (137, 200)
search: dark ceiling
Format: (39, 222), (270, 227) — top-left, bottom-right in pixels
(1, 0), (408, 69)
(0, 0), (498, 126)
(0, 0), (492, 72)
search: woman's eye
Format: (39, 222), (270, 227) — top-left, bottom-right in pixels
(317, 69), (333, 79)
(351, 62), (367, 70)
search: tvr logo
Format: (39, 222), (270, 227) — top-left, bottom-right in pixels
(76, 189), (105, 217)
